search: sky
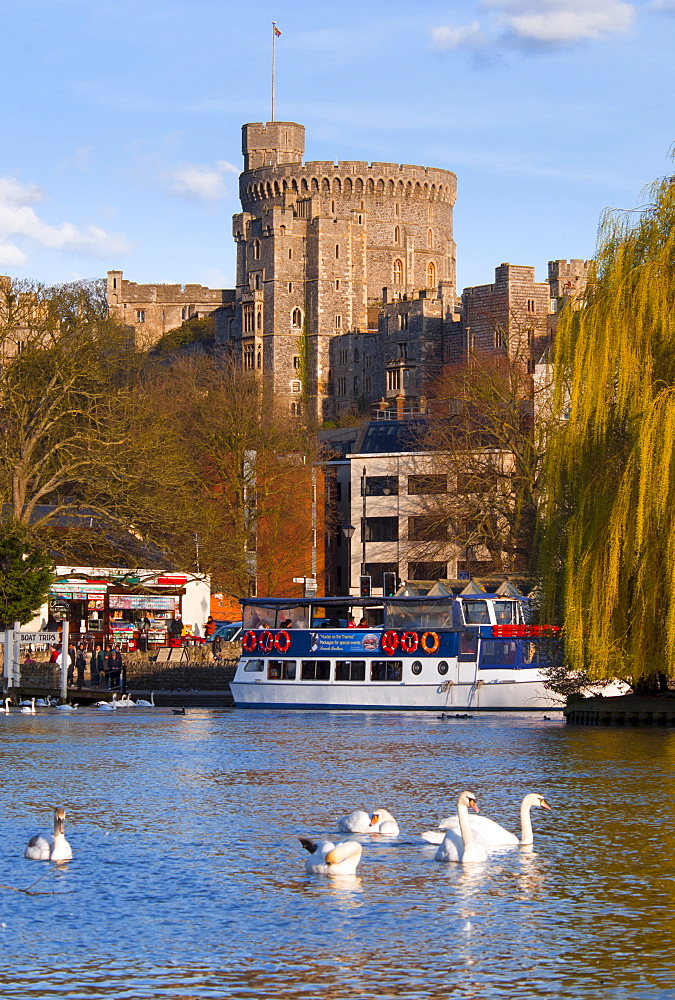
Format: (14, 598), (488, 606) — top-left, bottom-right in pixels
(1, 0), (675, 294)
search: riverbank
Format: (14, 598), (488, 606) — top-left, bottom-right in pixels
(565, 693), (675, 726)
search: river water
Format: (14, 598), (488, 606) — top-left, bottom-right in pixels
(0, 708), (672, 999)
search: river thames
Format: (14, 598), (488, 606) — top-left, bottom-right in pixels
(0, 708), (672, 999)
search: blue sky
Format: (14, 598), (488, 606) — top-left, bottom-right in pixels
(1, 0), (674, 293)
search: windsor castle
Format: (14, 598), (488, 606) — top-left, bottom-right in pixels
(107, 119), (590, 421)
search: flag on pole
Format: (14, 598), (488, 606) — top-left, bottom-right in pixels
(273, 24), (281, 36)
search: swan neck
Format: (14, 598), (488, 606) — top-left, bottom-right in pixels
(457, 801), (475, 847)
(520, 799), (534, 845)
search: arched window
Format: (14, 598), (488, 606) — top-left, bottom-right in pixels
(427, 229), (433, 249)
(394, 226), (400, 245)
(256, 308), (262, 331)
(427, 261), (436, 288)
(291, 308), (303, 329)
(255, 273), (261, 290)
(335, 244), (340, 259)
(393, 259), (403, 285)
(354, 348), (360, 363)
(253, 240), (260, 261)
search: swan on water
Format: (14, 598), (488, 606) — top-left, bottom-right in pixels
(1, 698), (11, 714)
(35, 697), (53, 707)
(422, 792), (552, 848)
(135, 692), (155, 707)
(434, 791), (488, 864)
(55, 703), (78, 711)
(299, 837), (362, 875)
(20, 698), (36, 715)
(96, 699), (116, 711)
(337, 810), (372, 834)
(367, 809), (400, 836)
(24, 807), (73, 862)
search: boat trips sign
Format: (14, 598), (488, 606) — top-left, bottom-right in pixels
(309, 632), (381, 654)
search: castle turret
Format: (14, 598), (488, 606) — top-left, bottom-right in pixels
(242, 122), (305, 170)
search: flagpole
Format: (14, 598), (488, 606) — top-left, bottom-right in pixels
(271, 22), (277, 122)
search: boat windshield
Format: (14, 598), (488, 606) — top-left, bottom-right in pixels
(242, 605), (310, 630)
(384, 599), (463, 630)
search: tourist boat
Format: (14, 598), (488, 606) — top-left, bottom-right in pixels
(230, 593), (564, 712)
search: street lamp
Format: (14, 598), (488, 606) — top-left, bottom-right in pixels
(341, 524), (355, 596)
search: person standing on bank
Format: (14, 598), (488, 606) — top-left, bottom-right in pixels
(91, 644), (103, 686)
(107, 646), (123, 691)
(67, 643), (76, 686)
(75, 644), (87, 689)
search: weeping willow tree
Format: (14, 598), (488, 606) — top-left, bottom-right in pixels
(539, 171), (675, 682)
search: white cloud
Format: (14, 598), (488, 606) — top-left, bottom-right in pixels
(432, 0), (636, 52)
(0, 175), (131, 267)
(167, 160), (238, 202)
(431, 21), (483, 49)
(648, 0), (675, 11)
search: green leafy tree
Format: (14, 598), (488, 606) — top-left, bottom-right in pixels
(0, 521), (53, 626)
(539, 171), (675, 682)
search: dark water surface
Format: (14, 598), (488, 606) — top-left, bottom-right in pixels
(0, 708), (672, 999)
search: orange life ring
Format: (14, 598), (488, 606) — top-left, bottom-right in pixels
(274, 629), (291, 653)
(420, 631), (440, 655)
(259, 630), (274, 654)
(382, 630), (399, 656)
(242, 631), (258, 652)
(400, 631), (419, 653)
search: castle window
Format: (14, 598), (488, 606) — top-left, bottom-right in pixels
(257, 347), (262, 369)
(256, 308), (262, 331)
(243, 344), (255, 369)
(395, 203), (400, 217)
(335, 279), (340, 290)
(427, 261), (436, 288)
(291, 402), (302, 416)
(365, 375), (372, 392)
(527, 329), (534, 345)
(291, 380), (301, 393)
(293, 356), (300, 369)
(113, 277), (117, 289)
(354, 348), (359, 363)
(527, 359), (536, 374)
(353, 376), (359, 395)
(364, 354), (371, 369)
(427, 229), (433, 249)
(495, 329), (504, 349)
(255, 273), (261, 290)
(136, 310), (145, 323)
(288, 282), (292, 293)
(399, 313), (409, 331)
(387, 369), (401, 392)
(337, 376), (347, 397)
(339, 349), (348, 365)
(358, 215), (363, 225)
(335, 244), (340, 259)
(394, 226), (400, 245)
(253, 240), (260, 260)
(291, 308), (303, 329)
(331, 200), (335, 214)
(393, 259), (403, 285)
(398, 342), (407, 359)
(289, 248), (292, 259)
(335, 315), (342, 329)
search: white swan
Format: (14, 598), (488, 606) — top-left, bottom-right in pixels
(24, 807), (73, 862)
(337, 809), (372, 834)
(35, 697), (52, 707)
(367, 809), (400, 836)
(20, 697), (36, 715)
(299, 837), (362, 875)
(423, 792), (552, 848)
(135, 691), (155, 707)
(96, 699), (116, 711)
(434, 791), (488, 864)
(1, 697), (11, 714)
(55, 703), (78, 711)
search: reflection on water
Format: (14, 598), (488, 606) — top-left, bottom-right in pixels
(0, 710), (672, 997)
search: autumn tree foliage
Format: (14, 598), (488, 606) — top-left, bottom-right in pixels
(539, 173), (675, 681)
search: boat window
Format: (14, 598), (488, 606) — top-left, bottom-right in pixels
(437, 661), (449, 675)
(244, 659), (264, 673)
(411, 660), (422, 675)
(243, 605), (310, 629)
(267, 659), (297, 680)
(301, 660), (331, 680)
(335, 660), (366, 681)
(521, 641), (556, 665)
(463, 600), (490, 625)
(458, 633), (478, 662)
(370, 660), (402, 682)
(480, 641), (517, 666)
(384, 599), (462, 630)
(494, 601), (516, 625)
